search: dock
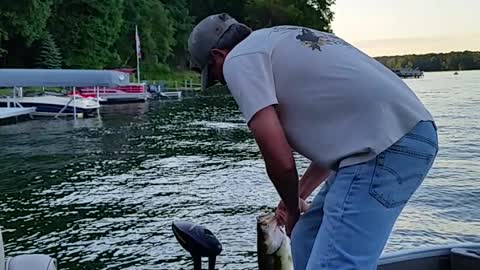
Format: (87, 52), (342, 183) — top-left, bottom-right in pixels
(160, 91), (183, 99)
(0, 107), (35, 119)
(0, 107), (35, 124)
(147, 80), (201, 100)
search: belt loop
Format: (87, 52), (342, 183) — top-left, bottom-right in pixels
(377, 152), (385, 167)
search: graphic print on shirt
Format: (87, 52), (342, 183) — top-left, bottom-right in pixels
(296, 28), (350, 51)
(272, 26), (351, 52)
(296, 28), (326, 51)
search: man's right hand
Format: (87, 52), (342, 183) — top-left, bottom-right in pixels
(275, 199), (309, 226)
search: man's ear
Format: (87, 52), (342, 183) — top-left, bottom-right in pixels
(211, 48), (227, 59)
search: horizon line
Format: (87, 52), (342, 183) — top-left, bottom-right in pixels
(373, 50), (480, 58)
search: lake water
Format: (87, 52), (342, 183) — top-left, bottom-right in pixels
(0, 71), (479, 270)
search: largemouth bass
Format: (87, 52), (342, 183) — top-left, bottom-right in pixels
(257, 212), (294, 270)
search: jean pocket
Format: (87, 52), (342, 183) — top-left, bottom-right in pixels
(369, 146), (434, 208)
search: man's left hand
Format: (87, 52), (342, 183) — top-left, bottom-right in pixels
(276, 199), (309, 225)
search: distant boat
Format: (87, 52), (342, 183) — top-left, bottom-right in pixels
(454, 72), (459, 75)
(73, 83), (149, 104)
(0, 95), (99, 117)
(0, 69), (129, 119)
(392, 67), (424, 79)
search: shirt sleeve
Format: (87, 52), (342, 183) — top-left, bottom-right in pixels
(223, 52), (278, 123)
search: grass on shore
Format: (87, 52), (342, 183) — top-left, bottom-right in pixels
(0, 87), (65, 97)
(144, 70), (200, 88)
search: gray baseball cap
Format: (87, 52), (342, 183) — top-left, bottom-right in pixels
(188, 13), (238, 91)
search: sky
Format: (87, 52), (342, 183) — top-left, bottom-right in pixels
(331, 0), (480, 56)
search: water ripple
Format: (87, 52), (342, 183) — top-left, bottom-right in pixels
(0, 71), (479, 269)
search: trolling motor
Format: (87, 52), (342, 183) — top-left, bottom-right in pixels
(172, 221), (222, 270)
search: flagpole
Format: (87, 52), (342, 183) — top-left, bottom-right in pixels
(137, 49), (141, 83)
(135, 25), (141, 83)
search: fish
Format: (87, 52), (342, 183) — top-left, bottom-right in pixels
(257, 212), (294, 270)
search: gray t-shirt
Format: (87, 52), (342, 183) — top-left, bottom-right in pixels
(223, 26), (433, 169)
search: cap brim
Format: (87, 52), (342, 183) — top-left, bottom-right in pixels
(201, 67), (216, 91)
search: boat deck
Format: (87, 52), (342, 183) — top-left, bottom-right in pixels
(378, 245), (480, 270)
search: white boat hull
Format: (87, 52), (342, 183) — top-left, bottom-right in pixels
(0, 95), (100, 117)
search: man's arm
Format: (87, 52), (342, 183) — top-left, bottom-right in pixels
(299, 163), (330, 200)
(248, 105), (299, 214)
(275, 163), (330, 225)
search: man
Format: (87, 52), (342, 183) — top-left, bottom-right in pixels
(188, 13), (438, 270)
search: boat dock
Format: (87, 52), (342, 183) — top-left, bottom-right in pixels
(0, 107), (35, 124)
(147, 80), (201, 100)
(0, 107), (35, 119)
(159, 91), (183, 99)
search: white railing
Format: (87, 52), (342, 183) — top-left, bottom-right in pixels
(149, 80), (201, 91)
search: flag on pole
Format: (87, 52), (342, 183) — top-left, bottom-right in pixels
(135, 25), (142, 60)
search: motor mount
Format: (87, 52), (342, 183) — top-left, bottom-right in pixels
(1, 229), (57, 270)
(172, 221), (222, 270)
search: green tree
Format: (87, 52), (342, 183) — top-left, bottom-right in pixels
(163, 0), (195, 69)
(0, 0), (53, 45)
(245, 0), (302, 29)
(375, 51), (480, 71)
(49, 0), (124, 69)
(0, 0), (54, 61)
(0, 27), (7, 57)
(297, 0), (335, 32)
(113, 0), (175, 78)
(35, 33), (62, 69)
(428, 55), (441, 71)
(244, 0), (334, 30)
(189, 0), (247, 24)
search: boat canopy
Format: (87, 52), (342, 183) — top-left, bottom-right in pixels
(0, 69), (130, 87)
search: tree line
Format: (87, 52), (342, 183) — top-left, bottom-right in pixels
(375, 51), (480, 72)
(0, 0), (335, 79)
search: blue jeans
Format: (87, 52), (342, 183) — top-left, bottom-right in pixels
(291, 121), (438, 270)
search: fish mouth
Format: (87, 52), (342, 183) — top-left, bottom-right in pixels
(257, 212), (294, 270)
(257, 212), (275, 222)
(257, 212), (287, 255)
(257, 213), (286, 232)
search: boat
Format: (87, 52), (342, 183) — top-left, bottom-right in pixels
(0, 69), (130, 118)
(392, 67), (424, 78)
(0, 94), (100, 117)
(74, 83), (149, 104)
(378, 244), (480, 270)
(1, 228), (57, 270)
(69, 68), (149, 104)
(171, 220), (480, 270)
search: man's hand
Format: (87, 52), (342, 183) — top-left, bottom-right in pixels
(275, 199), (309, 226)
